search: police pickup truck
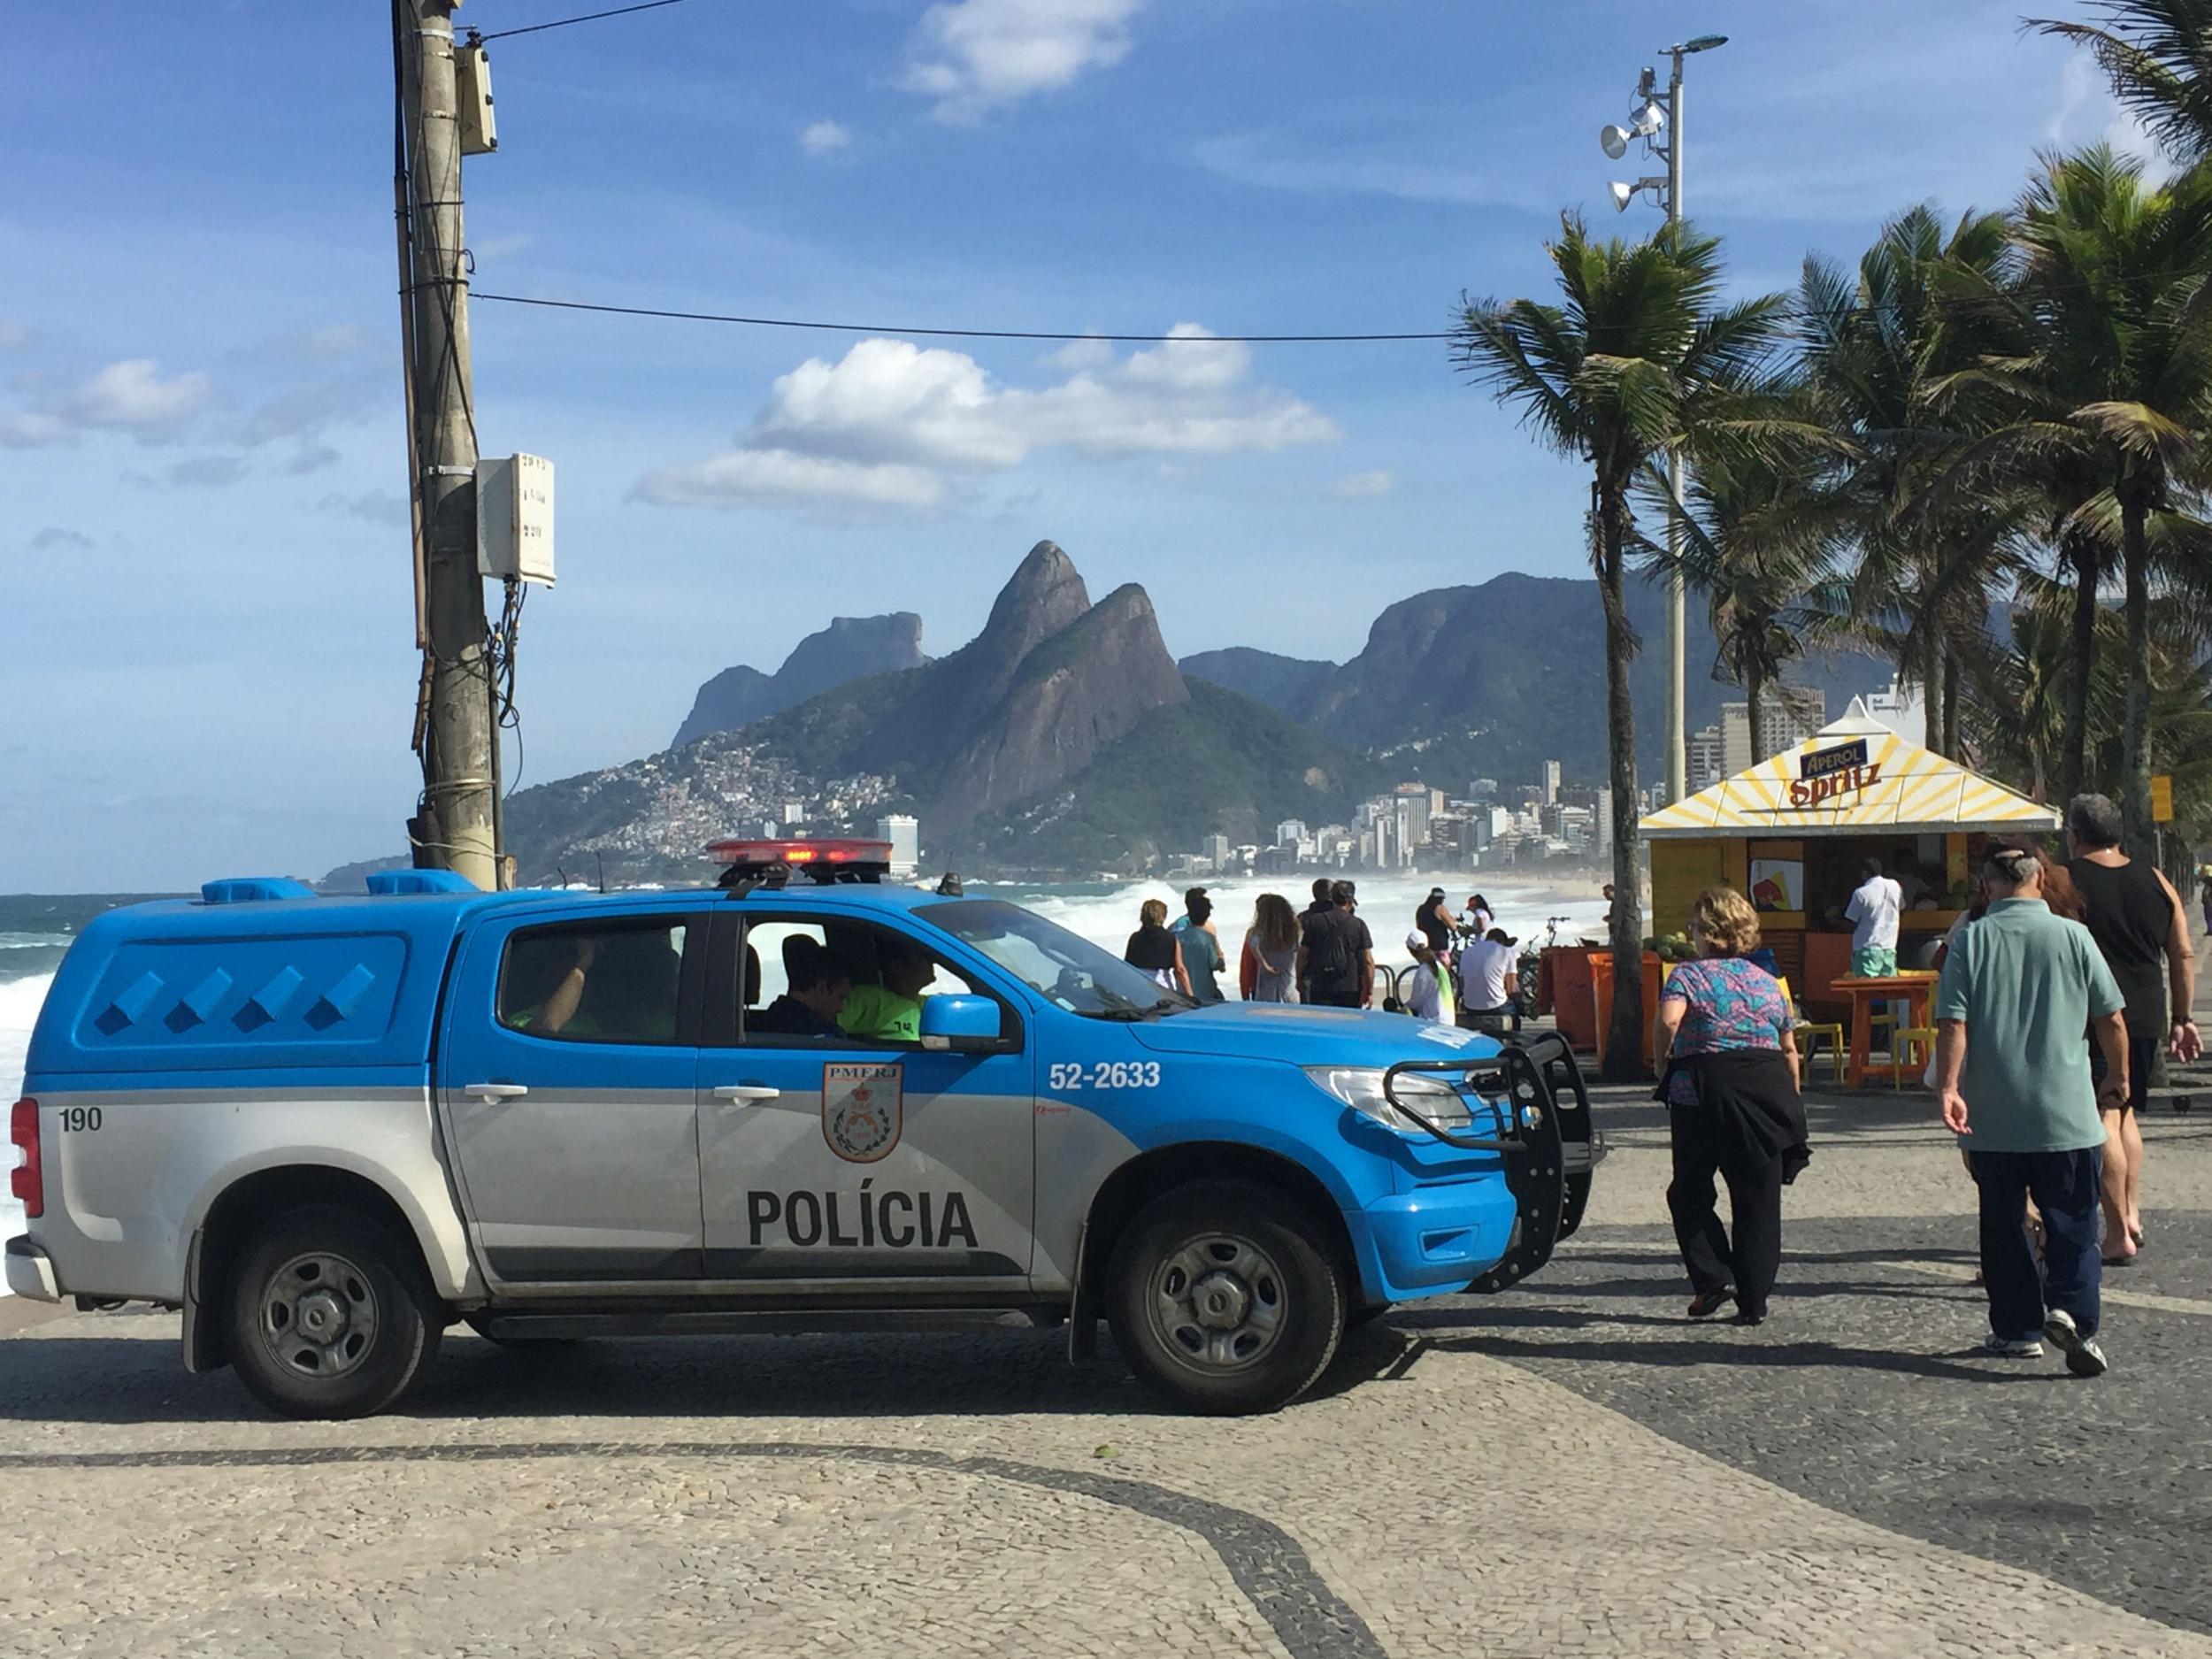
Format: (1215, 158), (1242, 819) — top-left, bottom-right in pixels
(7, 841), (1597, 1418)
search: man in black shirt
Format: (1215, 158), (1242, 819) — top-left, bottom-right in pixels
(1299, 879), (1375, 1010)
(749, 938), (854, 1040)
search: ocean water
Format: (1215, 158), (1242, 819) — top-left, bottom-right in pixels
(0, 877), (1609, 1293)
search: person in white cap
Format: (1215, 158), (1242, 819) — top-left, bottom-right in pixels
(1402, 932), (1456, 1025)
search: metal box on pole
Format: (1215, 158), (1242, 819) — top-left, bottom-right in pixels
(456, 42), (498, 156)
(475, 453), (555, 585)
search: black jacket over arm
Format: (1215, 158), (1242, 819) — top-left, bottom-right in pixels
(1658, 1048), (1812, 1185)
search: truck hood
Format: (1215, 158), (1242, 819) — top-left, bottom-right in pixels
(1125, 1002), (1502, 1068)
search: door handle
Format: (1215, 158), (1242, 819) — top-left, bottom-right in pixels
(712, 1084), (780, 1104)
(463, 1082), (529, 1102)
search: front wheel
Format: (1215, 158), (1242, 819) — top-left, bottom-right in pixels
(1105, 1179), (1346, 1415)
(225, 1205), (442, 1419)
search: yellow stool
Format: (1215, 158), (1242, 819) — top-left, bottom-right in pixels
(1776, 976), (1846, 1086)
(1892, 1026), (1939, 1088)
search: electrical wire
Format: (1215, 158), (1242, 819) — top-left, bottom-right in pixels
(477, 0), (690, 42)
(471, 291), (1455, 343)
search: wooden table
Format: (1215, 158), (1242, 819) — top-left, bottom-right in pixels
(1828, 973), (1938, 1087)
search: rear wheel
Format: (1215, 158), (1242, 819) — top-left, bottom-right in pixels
(1105, 1179), (1345, 1415)
(225, 1205), (442, 1419)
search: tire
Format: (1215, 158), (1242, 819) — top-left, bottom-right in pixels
(225, 1204), (442, 1419)
(1104, 1179), (1346, 1416)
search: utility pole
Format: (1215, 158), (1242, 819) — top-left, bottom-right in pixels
(396, 0), (495, 889)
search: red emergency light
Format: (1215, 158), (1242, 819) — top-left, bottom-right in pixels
(706, 837), (894, 887)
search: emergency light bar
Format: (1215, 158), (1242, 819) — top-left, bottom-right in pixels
(707, 837), (893, 887)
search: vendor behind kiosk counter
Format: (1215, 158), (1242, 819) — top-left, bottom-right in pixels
(1639, 700), (2061, 1023)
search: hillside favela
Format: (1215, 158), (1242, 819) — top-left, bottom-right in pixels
(5, 5), (2212, 1658)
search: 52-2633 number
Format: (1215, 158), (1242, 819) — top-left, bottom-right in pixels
(1047, 1062), (1160, 1091)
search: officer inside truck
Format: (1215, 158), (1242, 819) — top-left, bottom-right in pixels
(504, 925), (681, 1041)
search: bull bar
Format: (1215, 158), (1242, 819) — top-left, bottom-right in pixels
(1380, 1030), (1602, 1294)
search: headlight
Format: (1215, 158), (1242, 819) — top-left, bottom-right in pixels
(1305, 1066), (1476, 1132)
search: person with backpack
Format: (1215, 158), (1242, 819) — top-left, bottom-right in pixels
(1298, 879), (1373, 1010)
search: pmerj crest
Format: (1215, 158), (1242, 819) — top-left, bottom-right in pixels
(823, 1062), (902, 1163)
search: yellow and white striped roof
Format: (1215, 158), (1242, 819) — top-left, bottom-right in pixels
(1640, 700), (2060, 840)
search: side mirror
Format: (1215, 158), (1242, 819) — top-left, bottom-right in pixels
(918, 995), (1004, 1053)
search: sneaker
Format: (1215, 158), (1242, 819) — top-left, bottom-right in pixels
(1981, 1333), (2043, 1358)
(2042, 1310), (2110, 1378)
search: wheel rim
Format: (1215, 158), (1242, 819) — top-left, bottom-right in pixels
(257, 1251), (380, 1379)
(1145, 1231), (1287, 1374)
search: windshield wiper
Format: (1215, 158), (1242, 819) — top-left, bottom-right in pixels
(1083, 997), (1186, 1022)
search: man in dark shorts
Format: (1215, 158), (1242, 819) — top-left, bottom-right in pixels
(2066, 793), (2200, 1264)
(1298, 879), (1375, 1010)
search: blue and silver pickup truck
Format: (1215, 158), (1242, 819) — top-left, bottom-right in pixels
(6, 841), (1598, 1418)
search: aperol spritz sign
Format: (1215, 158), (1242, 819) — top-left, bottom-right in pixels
(1789, 738), (1882, 809)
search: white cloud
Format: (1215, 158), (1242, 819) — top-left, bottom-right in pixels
(65, 358), (211, 434)
(801, 119), (853, 156)
(30, 526), (94, 552)
(642, 323), (1337, 512)
(634, 449), (945, 511)
(1332, 469), (1395, 500)
(902, 0), (1144, 122)
(0, 411), (75, 448)
(161, 454), (249, 488)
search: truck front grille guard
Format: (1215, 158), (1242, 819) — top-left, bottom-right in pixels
(1381, 1032), (1595, 1294)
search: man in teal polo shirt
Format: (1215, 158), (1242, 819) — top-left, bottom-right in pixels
(1935, 846), (2128, 1376)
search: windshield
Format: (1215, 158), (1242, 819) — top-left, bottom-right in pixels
(918, 898), (1195, 1019)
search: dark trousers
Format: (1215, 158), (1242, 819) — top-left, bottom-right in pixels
(1309, 988), (1362, 1009)
(1666, 1102), (1785, 1317)
(1969, 1147), (2102, 1340)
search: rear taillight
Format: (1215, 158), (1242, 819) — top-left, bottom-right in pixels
(9, 1098), (40, 1220)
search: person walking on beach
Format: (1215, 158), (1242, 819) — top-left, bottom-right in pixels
(1125, 899), (1192, 998)
(1401, 932), (1456, 1024)
(2065, 794), (2200, 1265)
(1466, 893), (1496, 938)
(1298, 880), (1373, 1010)
(1297, 877), (1333, 1001)
(1936, 845), (2127, 1375)
(1844, 856), (1902, 977)
(1241, 893), (1302, 1003)
(1415, 887), (1456, 964)
(1651, 887), (1807, 1327)
(1171, 887), (1228, 1004)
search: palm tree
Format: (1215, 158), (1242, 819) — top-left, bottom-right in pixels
(2030, 1), (2212, 165)
(1796, 204), (2021, 759)
(1455, 215), (1796, 1079)
(1948, 147), (2212, 846)
(1672, 409), (1846, 758)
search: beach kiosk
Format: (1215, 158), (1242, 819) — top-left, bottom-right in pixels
(1638, 700), (2061, 1083)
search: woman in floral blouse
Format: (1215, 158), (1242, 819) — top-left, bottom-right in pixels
(1652, 886), (1806, 1327)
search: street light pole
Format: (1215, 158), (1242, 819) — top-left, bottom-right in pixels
(1663, 46), (1689, 809)
(1601, 35), (1725, 806)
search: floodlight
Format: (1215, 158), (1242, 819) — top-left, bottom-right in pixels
(1610, 180), (1638, 213)
(1630, 98), (1666, 137)
(1601, 123), (1631, 159)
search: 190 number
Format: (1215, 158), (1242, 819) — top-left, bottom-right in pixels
(1048, 1062), (1160, 1091)
(59, 1106), (103, 1133)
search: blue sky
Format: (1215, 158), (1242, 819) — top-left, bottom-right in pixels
(0, 0), (2153, 890)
